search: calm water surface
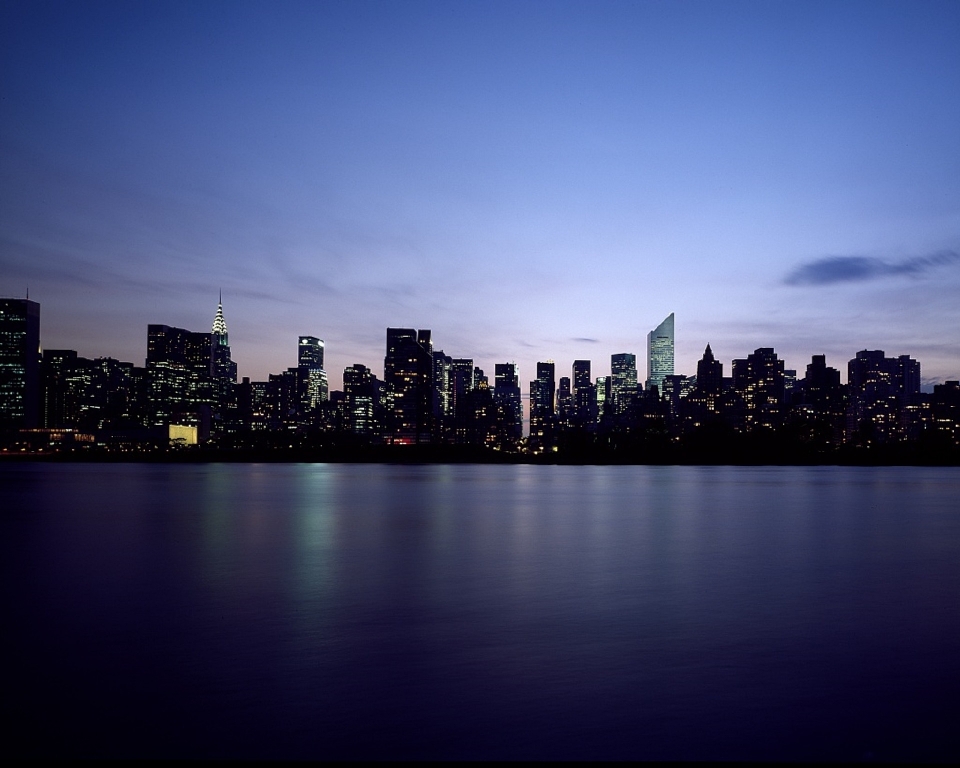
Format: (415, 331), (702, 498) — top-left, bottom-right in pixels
(4, 463), (959, 759)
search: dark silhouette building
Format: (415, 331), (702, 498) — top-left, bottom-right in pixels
(298, 336), (328, 418)
(610, 353), (638, 416)
(343, 363), (382, 439)
(449, 358), (476, 444)
(733, 347), (785, 431)
(384, 328), (435, 444)
(529, 361), (556, 453)
(146, 323), (217, 436)
(847, 350), (921, 444)
(0, 298), (41, 432)
(493, 362), (522, 450)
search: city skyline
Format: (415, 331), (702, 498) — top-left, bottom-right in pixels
(7, 293), (957, 455)
(2, 1), (959, 388)
(1, 292), (953, 396)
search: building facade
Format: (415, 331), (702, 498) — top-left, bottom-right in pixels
(646, 312), (675, 393)
(0, 298), (41, 431)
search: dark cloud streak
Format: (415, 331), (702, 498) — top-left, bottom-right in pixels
(785, 250), (960, 286)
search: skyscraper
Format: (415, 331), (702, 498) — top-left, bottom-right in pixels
(384, 328), (435, 444)
(695, 344), (722, 395)
(145, 324), (216, 431)
(449, 358), (475, 444)
(211, 296), (238, 384)
(732, 347), (785, 431)
(572, 360), (595, 425)
(298, 336), (328, 414)
(529, 361), (556, 453)
(493, 362), (522, 449)
(610, 353), (637, 414)
(646, 313), (674, 393)
(847, 350), (921, 443)
(343, 363), (380, 438)
(0, 298), (41, 430)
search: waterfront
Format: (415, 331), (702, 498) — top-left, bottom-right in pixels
(4, 463), (959, 759)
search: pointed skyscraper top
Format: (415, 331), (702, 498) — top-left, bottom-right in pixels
(704, 343), (714, 361)
(212, 296), (228, 341)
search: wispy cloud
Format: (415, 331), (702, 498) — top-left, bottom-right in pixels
(571, 337), (599, 343)
(784, 250), (960, 286)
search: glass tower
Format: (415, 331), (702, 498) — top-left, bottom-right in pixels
(646, 312), (674, 393)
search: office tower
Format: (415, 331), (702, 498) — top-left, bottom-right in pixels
(646, 312), (674, 393)
(529, 361), (556, 453)
(595, 376), (608, 410)
(792, 354), (846, 447)
(449, 358), (475, 444)
(695, 344), (723, 395)
(682, 343), (725, 423)
(146, 324), (216, 431)
(732, 347), (785, 431)
(433, 350), (453, 432)
(384, 328), (435, 444)
(493, 362), (522, 449)
(572, 360), (596, 426)
(463, 370), (495, 448)
(343, 363), (380, 438)
(298, 336), (328, 415)
(847, 350), (921, 443)
(661, 374), (693, 417)
(211, 297), (238, 383)
(41, 349), (79, 429)
(0, 298), (41, 431)
(931, 381), (960, 446)
(610, 353), (637, 414)
(265, 368), (299, 429)
(557, 376), (573, 427)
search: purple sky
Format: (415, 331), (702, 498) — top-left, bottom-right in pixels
(2, 0), (959, 391)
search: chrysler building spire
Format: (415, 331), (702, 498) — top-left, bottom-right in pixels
(212, 292), (228, 343)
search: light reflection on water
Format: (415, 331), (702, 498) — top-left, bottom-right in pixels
(4, 463), (960, 760)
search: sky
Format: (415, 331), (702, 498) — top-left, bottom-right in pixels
(2, 0), (959, 391)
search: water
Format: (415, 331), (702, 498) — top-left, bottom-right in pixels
(3, 463), (959, 759)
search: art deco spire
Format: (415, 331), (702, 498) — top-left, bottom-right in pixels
(212, 292), (228, 342)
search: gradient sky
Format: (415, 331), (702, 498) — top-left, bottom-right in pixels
(2, 0), (959, 392)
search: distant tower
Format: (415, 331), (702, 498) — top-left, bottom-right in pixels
(493, 362), (522, 448)
(529, 361), (556, 453)
(384, 328), (435, 444)
(610, 353), (637, 414)
(298, 336), (328, 413)
(0, 298), (41, 429)
(211, 293), (237, 383)
(696, 343), (722, 395)
(646, 313), (674, 393)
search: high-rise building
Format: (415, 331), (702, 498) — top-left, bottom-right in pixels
(646, 313), (674, 393)
(696, 344), (722, 395)
(343, 363), (381, 438)
(298, 336), (328, 415)
(529, 361), (556, 453)
(732, 347), (785, 431)
(557, 376), (573, 427)
(610, 353), (637, 414)
(384, 328), (435, 444)
(433, 350), (453, 431)
(572, 360), (596, 425)
(0, 298), (41, 431)
(493, 362), (522, 449)
(211, 296), (237, 383)
(847, 350), (921, 443)
(449, 358), (475, 444)
(145, 324), (216, 431)
(595, 376), (608, 409)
